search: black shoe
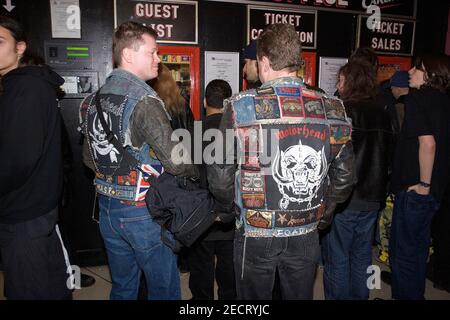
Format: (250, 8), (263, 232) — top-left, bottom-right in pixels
(433, 280), (450, 293)
(80, 273), (96, 288)
(381, 271), (392, 285)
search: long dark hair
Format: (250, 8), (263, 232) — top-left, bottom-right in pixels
(414, 54), (450, 93)
(339, 61), (378, 102)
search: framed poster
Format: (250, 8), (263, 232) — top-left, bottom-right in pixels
(205, 51), (240, 94)
(377, 56), (412, 83)
(50, 0), (81, 39)
(298, 51), (317, 87)
(58, 71), (99, 98)
(318, 57), (348, 96)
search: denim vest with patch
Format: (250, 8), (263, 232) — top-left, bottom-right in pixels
(229, 77), (352, 237)
(80, 69), (167, 201)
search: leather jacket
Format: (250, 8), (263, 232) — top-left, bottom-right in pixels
(344, 99), (393, 203)
(207, 77), (355, 237)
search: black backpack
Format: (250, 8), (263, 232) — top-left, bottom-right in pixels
(145, 172), (217, 252)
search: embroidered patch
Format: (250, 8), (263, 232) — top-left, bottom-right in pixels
(246, 210), (272, 229)
(242, 193), (265, 209)
(241, 170), (265, 193)
(323, 97), (346, 120)
(279, 96), (304, 118)
(274, 209), (319, 227)
(275, 87), (301, 96)
(237, 125), (261, 153)
(254, 96), (280, 120)
(302, 90), (325, 119)
(256, 86), (275, 95)
(330, 125), (351, 145)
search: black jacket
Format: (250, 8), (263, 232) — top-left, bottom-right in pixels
(0, 66), (64, 224)
(344, 99), (393, 205)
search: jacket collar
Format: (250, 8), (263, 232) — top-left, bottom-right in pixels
(260, 76), (303, 88)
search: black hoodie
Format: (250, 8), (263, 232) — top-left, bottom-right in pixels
(0, 65), (64, 224)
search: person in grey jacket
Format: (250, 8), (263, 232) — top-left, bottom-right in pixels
(79, 21), (197, 300)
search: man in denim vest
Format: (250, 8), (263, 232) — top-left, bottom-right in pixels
(79, 22), (197, 300)
(207, 24), (355, 299)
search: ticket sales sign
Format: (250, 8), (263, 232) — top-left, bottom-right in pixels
(114, 0), (198, 44)
(357, 16), (415, 56)
(248, 6), (317, 49)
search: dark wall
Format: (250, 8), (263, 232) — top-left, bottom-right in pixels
(2, 0), (446, 266)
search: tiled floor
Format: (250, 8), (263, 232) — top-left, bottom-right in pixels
(1, 249), (450, 300)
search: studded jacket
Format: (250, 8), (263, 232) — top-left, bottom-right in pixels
(207, 77), (355, 237)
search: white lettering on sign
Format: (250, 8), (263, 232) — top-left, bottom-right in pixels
(264, 13), (302, 26)
(135, 3), (179, 19)
(147, 24), (174, 38)
(371, 37), (401, 51)
(66, 5), (80, 31)
(251, 29), (313, 43)
(371, 21), (405, 35)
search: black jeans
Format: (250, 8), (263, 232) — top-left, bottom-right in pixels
(0, 208), (72, 300)
(234, 227), (319, 300)
(188, 240), (235, 300)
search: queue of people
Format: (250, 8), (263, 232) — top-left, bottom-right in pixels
(0, 15), (449, 301)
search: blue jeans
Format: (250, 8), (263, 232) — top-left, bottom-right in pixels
(98, 196), (180, 300)
(234, 227), (320, 300)
(389, 191), (439, 300)
(322, 209), (378, 300)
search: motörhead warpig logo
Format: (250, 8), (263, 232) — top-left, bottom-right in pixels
(265, 124), (330, 211)
(272, 142), (327, 210)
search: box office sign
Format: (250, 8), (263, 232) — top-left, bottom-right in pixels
(114, 0), (198, 44)
(357, 16), (415, 56)
(248, 6), (317, 50)
(219, 0), (416, 18)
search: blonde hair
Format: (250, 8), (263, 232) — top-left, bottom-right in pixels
(152, 64), (186, 116)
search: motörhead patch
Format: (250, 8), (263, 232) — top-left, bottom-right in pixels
(254, 95), (280, 120)
(246, 210), (272, 229)
(323, 97), (346, 121)
(263, 123), (331, 211)
(302, 90), (325, 119)
(242, 193), (265, 209)
(330, 125), (351, 145)
(279, 96), (304, 118)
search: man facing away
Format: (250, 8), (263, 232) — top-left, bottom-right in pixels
(79, 21), (198, 300)
(207, 24), (355, 300)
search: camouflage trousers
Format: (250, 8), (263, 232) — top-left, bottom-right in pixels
(377, 196), (394, 264)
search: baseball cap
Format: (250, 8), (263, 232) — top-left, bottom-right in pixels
(389, 71), (409, 88)
(242, 41), (257, 60)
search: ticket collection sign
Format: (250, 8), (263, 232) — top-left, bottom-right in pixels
(248, 6), (317, 49)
